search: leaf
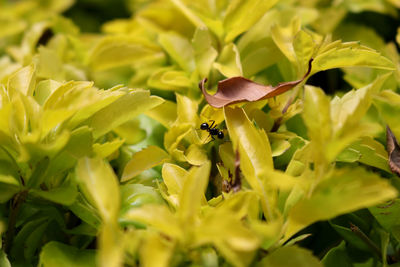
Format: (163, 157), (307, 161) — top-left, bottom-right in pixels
(68, 193), (101, 228)
(285, 168), (397, 239)
(87, 35), (161, 71)
(256, 246), (322, 267)
(76, 157), (120, 223)
(224, 107), (299, 219)
(162, 163), (187, 200)
(192, 27), (218, 78)
(200, 58), (312, 108)
(386, 126), (400, 176)
(302, 85), (332, 162)
(88, 89), (164, 138)
(97, 223), (123, 267)
(30, 181), (78, 205)
(213, 43), (243, 77)
(373, 90), (400, 138)
(158, 32), (195, 72)
(223, 0), (278, 43)
(145, 100), (177, 129)
(178, 162), (210, 225)
(293, 30), (315, 72)
(139, 232), (174, 267)
(0, 250), (11, 267)
(194, 209), (260, 267)
(337, 136), (390, 172)
(271, 18), (302, 63)
(370, 199), (400, 241)
(7, 64), (35, 97)
(120, 184), (163, 214)
(322, 241), (353, 267)
(311, 41), (395, 75)
(123, 204), (182, 240)
(121, 146), (169, 182)
(149, 70), (192, 92)
(184, 144), (208, 166)
(93, 138), (125, 159)
(39, 241), (96, 267)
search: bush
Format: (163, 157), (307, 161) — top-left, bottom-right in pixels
(1, 0), (400, 266)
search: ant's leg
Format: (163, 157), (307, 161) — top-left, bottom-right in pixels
(204, 133), (211, 144)
(209, 120), (216, 129)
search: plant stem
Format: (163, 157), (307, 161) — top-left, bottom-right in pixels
(4, 190), (28, 254)
(350, 222), (382, 258)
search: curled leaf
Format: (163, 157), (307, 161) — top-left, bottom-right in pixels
(200, 59), (313, 108)
(386, 126), (400, 176)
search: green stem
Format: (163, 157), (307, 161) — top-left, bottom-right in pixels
(4, 190), (28, 254)
(350, 222), (381, 258)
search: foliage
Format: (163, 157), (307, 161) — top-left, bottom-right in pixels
(0, 0), (400, 266)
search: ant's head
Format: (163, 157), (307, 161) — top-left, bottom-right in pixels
(217, 131), (224, 139)
(200, 123), (209, 130)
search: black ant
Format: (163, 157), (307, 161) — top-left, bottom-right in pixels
(200, 120), (224, 141)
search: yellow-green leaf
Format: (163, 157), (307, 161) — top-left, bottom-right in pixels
(223, 0), (278, 43)
(88, 35), (161, 71)
(121, 146), (169, 182)
(213, 43), (243, 77)
(7, 64), (35, 97)
(285, 168), (397, 239)
(76, 157), (120, 223)
(140, 232), (174, 267)
(256, 246), (322, 267)
(88, 89), (164, 138)
(178, 162), (210, 225)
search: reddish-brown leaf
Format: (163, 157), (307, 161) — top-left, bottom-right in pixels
(199, 59), (313, 108)
(386, 126), (400, 176)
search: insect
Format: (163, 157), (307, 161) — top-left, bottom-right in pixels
(200, 120), (224, 141)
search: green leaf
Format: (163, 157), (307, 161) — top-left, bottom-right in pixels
(123, 204), (182, 240)
(121, 145), (169, 182)
(194, 209), (260, 267)
(373, 90), (400, 137)
(39, 241), (95, 267)
(87, 35), (162, 71)
(76, 157), (120, 223)
(145, 100), (177, 129)
(88, 89), (164, 138)
(184, 144), (208, 166)
(192, 27), (218, 78)
(225, 107), (299, 219)
(30, 181), (78, 205)
(311, 41), (395, 75)
(178, 162), (210, 224)
(93, 138), (124, 159)
(139, 232), (174, 267)
(223, 0), (278, 43)
(271, 18), (302, 63)
(256, 246), (322, 267)
(337, 137), (390, 172)
(158, 32), (195, 72)
(69, 193), (101, 228)
(293, 30), (315, 73)
(369, 199), (400, 241)
(285, 168), (397, 239)
(7, 64), (35, 96)
(148, 68), (192, 91)
(322, 241), (353, 267)
(0, 250), (11, 267)
(162, 164), (187, 197)
(120, 184), (163, 214)
(213, 43), (243, 77)
(302, 85), (332, 162)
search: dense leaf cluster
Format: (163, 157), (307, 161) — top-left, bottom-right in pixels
(1, 0), (400, 266)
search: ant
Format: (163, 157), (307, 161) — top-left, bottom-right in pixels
(200, 120), (224, 141)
